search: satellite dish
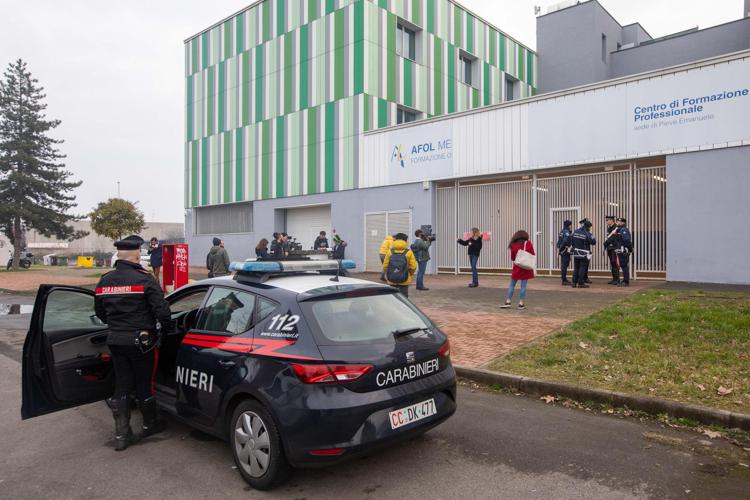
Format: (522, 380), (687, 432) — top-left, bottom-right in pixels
(534, 5), (541, 15)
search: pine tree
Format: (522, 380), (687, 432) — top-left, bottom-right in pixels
(0, 59), (83, 269)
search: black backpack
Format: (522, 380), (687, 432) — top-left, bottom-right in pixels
(386, 249), (408, 283)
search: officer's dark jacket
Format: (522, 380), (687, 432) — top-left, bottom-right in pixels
(571, 227), (596, 253)
(556, 228), (572, 254)
(604, 225), (620, 250)
(619, 226), (633, 252)
(94, 260), (171, 342)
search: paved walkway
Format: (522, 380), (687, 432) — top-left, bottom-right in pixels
(358, 273), (656, 368)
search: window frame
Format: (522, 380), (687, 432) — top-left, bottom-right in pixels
(194, 286), (260, 336)
(396, 19), (419, 62)
(396, 106), (419, 125)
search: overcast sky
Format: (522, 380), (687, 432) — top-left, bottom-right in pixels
(0, 0), (743, 222)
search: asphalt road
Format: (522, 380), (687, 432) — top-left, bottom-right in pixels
(1, 305), (748, 499)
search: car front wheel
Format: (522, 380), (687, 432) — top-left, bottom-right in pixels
(230, 400), (290, 490)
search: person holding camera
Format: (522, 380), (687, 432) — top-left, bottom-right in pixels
(411, 229), (434, 291)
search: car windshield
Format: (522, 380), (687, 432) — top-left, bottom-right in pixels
(305, 292), (431, 344)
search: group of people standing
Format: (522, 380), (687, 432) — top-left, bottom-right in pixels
(254, 230), (347, 260)
(378, 229), (434, 297)
(556, 216), (632, 288)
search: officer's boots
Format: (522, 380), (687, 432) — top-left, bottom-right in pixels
(111, 395), (137, 451)
(139, 397), (167, 438)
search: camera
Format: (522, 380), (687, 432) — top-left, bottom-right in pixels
(286, 237), (303, 254)
(420, 225), (436, 241)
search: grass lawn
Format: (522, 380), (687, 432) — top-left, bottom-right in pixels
(488, 289), (750, 414)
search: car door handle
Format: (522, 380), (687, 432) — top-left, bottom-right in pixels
(218, 360), (236, 369)
(90, 335), (108, 345)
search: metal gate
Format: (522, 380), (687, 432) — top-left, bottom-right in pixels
(364, 210), (412, 272)
(436, 163), (666, 278)
(536, 168), (631, 273)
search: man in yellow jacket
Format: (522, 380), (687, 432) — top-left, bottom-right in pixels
(378, 234), (394, 281)
(382, 233), (417, 297)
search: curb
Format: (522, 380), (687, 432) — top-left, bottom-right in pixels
(455, 365), (750, 431)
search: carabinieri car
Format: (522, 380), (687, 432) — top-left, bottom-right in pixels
(21, 259), (457, 490)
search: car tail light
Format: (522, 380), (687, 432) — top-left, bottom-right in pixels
(438, 340), (451, 358)
(291, 364), (373, 384)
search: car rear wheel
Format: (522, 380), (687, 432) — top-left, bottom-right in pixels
(230, 400), (290, 490)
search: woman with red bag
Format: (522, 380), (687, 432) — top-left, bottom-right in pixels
(500, 230), (536, 310)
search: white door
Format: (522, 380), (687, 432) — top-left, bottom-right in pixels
(286, 205), (332, 250)
(364, 210), (412, 271)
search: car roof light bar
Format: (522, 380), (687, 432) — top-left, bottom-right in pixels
(229, 259), (356, 274)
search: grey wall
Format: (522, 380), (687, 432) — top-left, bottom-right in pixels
(537, 1), (623, 93)
(186, 182), (436, 273)
(611, 18), (750, 78)
(538, 1), (750, 93)
(666, 146), (750, 285)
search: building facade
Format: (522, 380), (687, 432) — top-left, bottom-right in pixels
(184, 0), (536, 243)
(185, 0), (750, 285)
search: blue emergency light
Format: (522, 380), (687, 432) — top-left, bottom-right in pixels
(229, 259), (356, 274)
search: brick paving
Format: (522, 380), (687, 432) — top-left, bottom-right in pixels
(359, 272), (656, 368)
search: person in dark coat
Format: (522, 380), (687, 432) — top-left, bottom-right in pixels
(95, 235), (171, 451)
(571, 219), (596, 288)
(556, 220), (573, 285)
(313, 231), (329, 250)
(148, 237), (163, 285)
(457, 228), (483, 287)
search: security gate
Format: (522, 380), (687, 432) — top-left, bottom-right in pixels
(364, 210), (412, 272)
(436, 162), (666, 278)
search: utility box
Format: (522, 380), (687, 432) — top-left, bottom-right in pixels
(77, 256), (94, 268)
(162, 244), (189, 293)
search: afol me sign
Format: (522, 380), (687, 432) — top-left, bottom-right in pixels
(388, 121), (453, 184)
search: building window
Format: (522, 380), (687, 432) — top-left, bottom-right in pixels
(459, 53), (473, 87)
(195, 202), (253, 235)
(505, 76), (517, 101)
(396, 22), (417, 61)
(601, 33), (607, 62)
(397, 107), (418, 124)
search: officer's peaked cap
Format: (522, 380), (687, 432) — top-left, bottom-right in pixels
(579, 218), (589, 225)
(114, 235), (144, 250)
(605, 215), (615, 220)
(617, 217), (627, 223)
(563, 220), (572, 226)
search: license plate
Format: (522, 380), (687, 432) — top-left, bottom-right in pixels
(389, 398), (437, 430)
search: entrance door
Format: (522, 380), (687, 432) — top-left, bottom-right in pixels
(549, 207), (580, 273)
(364, 210), (412, 271)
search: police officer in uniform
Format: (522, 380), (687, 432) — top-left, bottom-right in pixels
(571, 218), (596, 288)
(95, 235), (172, 451)
(556, 220), (573, 285)
(603, 215), (621, 285)
(615, 217), (633, 286)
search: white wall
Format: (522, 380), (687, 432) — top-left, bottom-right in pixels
(667, 146), (750, 284)
(360, 51), (750, 188)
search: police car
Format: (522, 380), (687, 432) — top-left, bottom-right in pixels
(21, 259), (457, 490)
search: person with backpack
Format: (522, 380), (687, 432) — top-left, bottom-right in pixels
(378, 234), (394, 282)
(382, 233), (417, 297)
(501, 230), (536, 310)
(411, 229), (433, 291)
(457, 228), (483, 287)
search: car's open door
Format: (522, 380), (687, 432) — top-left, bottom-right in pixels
(22, 285), (114, 419)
